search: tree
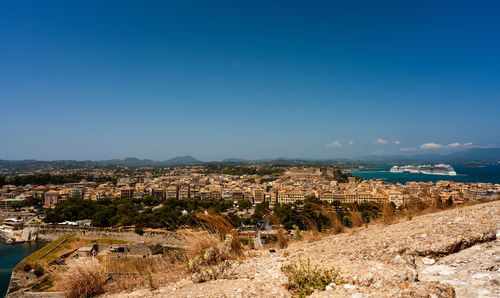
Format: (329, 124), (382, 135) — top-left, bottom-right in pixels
(24, 197), (43, 209)
(238, 200), (252, 212)
(12, 202), (24, 212)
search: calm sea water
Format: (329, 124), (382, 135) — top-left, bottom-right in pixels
(348, 164), (500, 184)
(0, 238), (45, 297)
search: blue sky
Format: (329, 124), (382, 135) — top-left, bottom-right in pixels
(1, 0), (499, 161)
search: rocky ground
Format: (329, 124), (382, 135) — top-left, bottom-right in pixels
(106, 201), (500, 298)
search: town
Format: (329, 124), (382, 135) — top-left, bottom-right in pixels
(1, 164), (498, 228)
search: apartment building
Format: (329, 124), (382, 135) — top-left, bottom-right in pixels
(252, 188), (265, 203)
(179, 186), (190, 199)
(166, 185), (178, 199)
(120, 187), (134, 199)
(44, 190), (60, 208)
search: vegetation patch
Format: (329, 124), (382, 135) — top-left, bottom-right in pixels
(31, 277), (54, 292)
(282, 259), (346, 297)
(88, 238), (128, 245)
(187, 234), (234, 282)
(19, 234), (76, 266)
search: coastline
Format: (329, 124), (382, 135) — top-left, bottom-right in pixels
(0, 239), (46, 297)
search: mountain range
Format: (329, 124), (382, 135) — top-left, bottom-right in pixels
(1, 148), (499, 169)
(100, 156), (202, 167)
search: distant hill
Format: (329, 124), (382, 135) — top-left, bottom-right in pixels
(165, 155), (202, 165)
(447, 148), (500, 161)
(100, 156), (203, 167)
(1, 148), (498, 171)
(221, 158), (249, 162)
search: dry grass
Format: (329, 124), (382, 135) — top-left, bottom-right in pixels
(196, 212), (242, 253)
(182, 212), (245, 282)
(102, 257), (186, 293)
(268, 213), (289, 249)
(59, 257), (107, 298)
(349, 206), (363, 228)
(381, 202), (395, 225)
(184, 232), (221, 260)
(302, 230), (324, 243)
(329, 211), (344, 234)
(307, 203), (343, 234)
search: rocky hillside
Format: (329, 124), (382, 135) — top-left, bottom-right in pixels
(108, 201), (500, 297)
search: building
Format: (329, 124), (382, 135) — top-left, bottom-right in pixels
(278, 189), (307, 204)
(120, 187), (134, 199)
(44, 190), (60, 208)
(179, 186), (190, 199)
(284, 168), (322, 178)
(232, 189), (244, 200)
(71, 187), (84, 199)
(0, 197), (24, 210)
(152, 188), (166, 201)
(388, 191), (404, 207)
(252, 188), (265, 203)
(222, 189), (233, 200)
(166, 185), (178, 199)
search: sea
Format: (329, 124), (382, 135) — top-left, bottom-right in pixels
(0, 238), (45, 297)
(348, 164), (500, 184)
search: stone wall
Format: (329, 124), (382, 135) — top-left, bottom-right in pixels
(20, 225), (185, 245)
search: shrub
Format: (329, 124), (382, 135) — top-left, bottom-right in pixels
(186, 234), (233, 282)
(23, 264), (32, 272)
(146, 270), (155, 290)
(59, 258), (107, 298)
(407, 209), (413, 221)
(134, 227), (144, 235)
(34, 265), (44, 277)
(342, 215), (352, 228)
(307, 203), (343, 234)
(292, 225), (302, 240)
(282, 259), (346, 297)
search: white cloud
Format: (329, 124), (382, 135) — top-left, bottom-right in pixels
(445, 142), (461, 149)
(420, 142), (474, 150)
(400, 147), (417, 151)
(420, 143), (444, 150)
(393, 140), (400, 145)
(326, 141), (342, 148)
(348, 140), (354, 145)
(375, 138), (388, 145)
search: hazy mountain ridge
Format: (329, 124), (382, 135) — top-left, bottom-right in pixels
(0, 148), (498, 170)
(360, 148), (500, 162)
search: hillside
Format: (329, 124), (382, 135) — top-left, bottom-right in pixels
(107, 201), (500, 297)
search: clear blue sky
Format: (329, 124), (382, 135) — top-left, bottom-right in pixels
(1, 0), (499, 161)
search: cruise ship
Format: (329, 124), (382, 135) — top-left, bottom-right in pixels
(390, 164), (457, 176)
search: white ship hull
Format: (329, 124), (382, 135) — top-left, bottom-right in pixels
(390, 164), (457, 176)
